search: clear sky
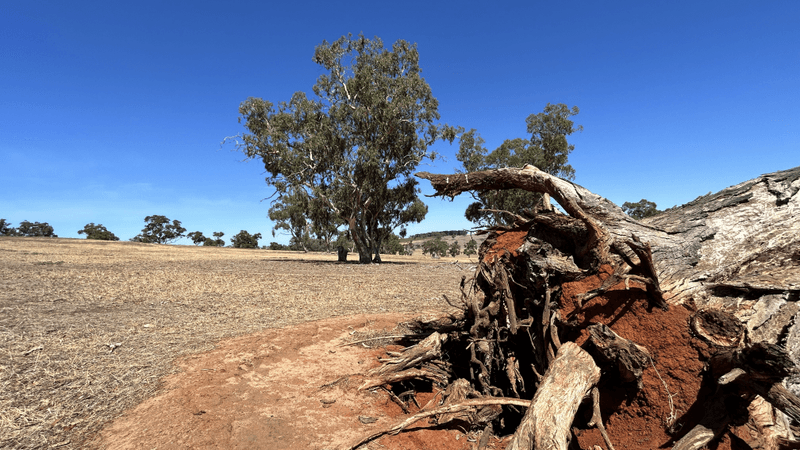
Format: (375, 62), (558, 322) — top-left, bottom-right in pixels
(2, 1), (798, 246)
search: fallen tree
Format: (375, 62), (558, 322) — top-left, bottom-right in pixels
(345, 165), (800, 450)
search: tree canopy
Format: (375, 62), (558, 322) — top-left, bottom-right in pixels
(422, 236), (448, 257)
(230, 230), (261, 249)
(130, 215), (186, 244)
(464, 239), (478, 256)
(233, 34), (456, 263)
(187, 231), (225, 247)
(622, 199), (661, 220)
(0, 220), (57, 237)
(457, 103), (581, 226)
(78, 223), (119, 241)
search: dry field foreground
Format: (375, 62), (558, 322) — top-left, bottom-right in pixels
(0, 237), (473, 449)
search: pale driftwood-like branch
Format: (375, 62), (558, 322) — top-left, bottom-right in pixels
(343, 397), (532, 450)
(417, 166), (800, 310)
(418, 167), (614, 270)
(358, 366), (448, 391)
(369, 331), (447, 375)
(506, 342), (601, 450)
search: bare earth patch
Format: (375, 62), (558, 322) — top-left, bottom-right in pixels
(93, 313), (477, 450)
(0, 237), (473, 449)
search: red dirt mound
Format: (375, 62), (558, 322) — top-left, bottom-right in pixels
(482, 229), (529, 264)
(559, 265), (729, 450)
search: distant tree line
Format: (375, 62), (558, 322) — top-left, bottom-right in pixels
(407, 230), (470, 240)
(0, 219), (57, 237)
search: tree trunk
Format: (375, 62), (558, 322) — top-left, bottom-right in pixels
(348, 165), (800, 449)
(347, 220), (373, 264)
(417, 165), (800, 310)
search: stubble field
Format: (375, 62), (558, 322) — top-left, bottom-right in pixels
(0, 237), (473, 449)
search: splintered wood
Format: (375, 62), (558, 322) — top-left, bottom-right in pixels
(347, 165), (800, 449)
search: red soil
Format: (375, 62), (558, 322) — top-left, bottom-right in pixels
(559, 265), (729, 450)
(93, 313), (480, 450)
(482, 230), (529, 264)
(94, 230), (736, 449)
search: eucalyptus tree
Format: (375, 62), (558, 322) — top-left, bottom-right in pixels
(78, 223), (119, 241)
(457, 103), (581, 226)
(230, 230), (261, 249)
(234, 34), (456, 263)
(130, 215), (185, 244)
(268, 188), (313, 252)
(622, 199), (661, 220)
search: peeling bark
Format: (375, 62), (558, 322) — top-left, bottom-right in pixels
(506, 342), (601, 450)
(348, 165), (800, 449)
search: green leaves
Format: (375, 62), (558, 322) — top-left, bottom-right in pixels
(230, 230), (262, 249)
(622, 199), (661, 220)
(235, 34), (454, 262)
(78, 223), (119, 241)
(1, 219), (57, 237)
(130, 215), (186, 244)
(457, 103), (582, 226)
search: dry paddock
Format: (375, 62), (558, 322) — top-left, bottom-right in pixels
(0, 237), (473, 449)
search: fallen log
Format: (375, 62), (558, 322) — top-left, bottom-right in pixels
(348, 165), (800, 449)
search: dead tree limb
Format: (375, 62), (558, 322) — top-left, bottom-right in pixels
(417, 166), (800, 310)
(343, 397), (532, 450)
(506, 342), (601, 450)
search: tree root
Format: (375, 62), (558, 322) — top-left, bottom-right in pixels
(507, 342), (601, 450)
(343, 397), (531, 450)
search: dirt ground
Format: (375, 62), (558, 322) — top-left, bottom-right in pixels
(0, 237), (474, 449)
(92, 313), (484, 450)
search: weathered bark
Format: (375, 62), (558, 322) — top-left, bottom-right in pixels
(344, 397), (532, 450)
(417, 166), (800, 377)
(671, 392), (738, 450)
(349, 165), (800, 449)
(587, 323), (650, 389)
(416, 165), (800, 308)
(506, 342), (601, 450)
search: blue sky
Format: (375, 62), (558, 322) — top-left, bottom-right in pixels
(2, 1), (798, 246)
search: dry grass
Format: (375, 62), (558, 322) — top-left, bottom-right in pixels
(0, 237), (474, 449)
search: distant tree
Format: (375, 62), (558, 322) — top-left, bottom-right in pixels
(78, 223), (119, 241)
(422, 237), (448, 258)
(457, 103), (581, 226)
(269, 188), (313, 252)
(188, 231), (225, 247)
(206, 231), (225, 247)
(268, 242), (287, 250)
(232, 34), (457, 263)
(230, 230), (262, 249)
(448, 241), (461, 257)
(380, 233), (404, 255)
(15, 220), (57, 237)
(464, 239), (478, 256)
(622, 199), (661, 220)
(187, 231), (207, 245)
(403, 239), (415, 256)
(0, 219), (16, 236)
(130, 215), (186, 244)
